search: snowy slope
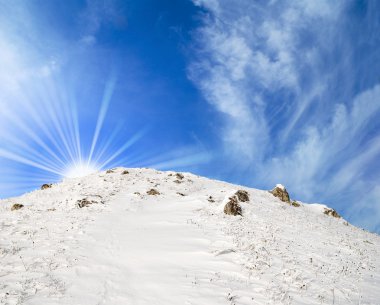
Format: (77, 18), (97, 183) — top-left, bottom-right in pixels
(0, 168), (379, 305)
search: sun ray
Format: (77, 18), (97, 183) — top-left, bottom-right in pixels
(98, 128), (147, 170)
(39, 83), (78, 164)
(68, 91), (82, 163)
(18, 97), (73, 165)
(91, 122), (124, 165)
(88, 76), (116, 165)
(0, 135), (66, 174)
(0, 148), (63, 176)
(1, 106), (67, 168)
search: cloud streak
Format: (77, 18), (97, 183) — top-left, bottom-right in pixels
(190, 0), (380, 232)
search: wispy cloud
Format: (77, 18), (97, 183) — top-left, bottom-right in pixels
(190, 0), (380, 232)
(80, 0), (127, 46)
(189, 0), (346, 162)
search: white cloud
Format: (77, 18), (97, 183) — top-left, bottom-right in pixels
(347, 186), (380, 233)
(80, 0), (127, 44)
(190, 0), (380, 231)
(264, 84), (380, 196)
(189, 0), (343, 161)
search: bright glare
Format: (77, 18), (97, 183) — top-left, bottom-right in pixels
(63, 162), (99, 179)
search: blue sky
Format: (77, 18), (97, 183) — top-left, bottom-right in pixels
(0, 0), (379, 233)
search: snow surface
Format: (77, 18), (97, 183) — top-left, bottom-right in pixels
(0, 168), (379, 304)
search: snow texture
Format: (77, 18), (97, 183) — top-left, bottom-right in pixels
(0, 168), (379, 304)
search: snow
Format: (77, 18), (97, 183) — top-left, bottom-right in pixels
(275, 184), (285, 190)
(1, 167), (379, 304)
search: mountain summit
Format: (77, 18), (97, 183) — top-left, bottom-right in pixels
(1, 168), (379, 304)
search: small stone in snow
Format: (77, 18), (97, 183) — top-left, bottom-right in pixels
(175, 173), (184, 180)
(11, 204), (24, 211)
(208, 196), (215, 203)
(323, 208), (341, 218)
(291, 201), (300, 207)
(77, 199), (97, 208)
(41, 184), (52, 190)
(147, 189), (160, 196)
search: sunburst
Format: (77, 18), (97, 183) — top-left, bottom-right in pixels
(0, 74), (211, 198)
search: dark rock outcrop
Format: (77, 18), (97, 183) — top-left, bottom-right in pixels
(224, 197), (242, 216)
(175, 173), (184, 180)
(235, 190), (249, 202)
(270, 184), (290, 203)
(147, 189), (160, 196)
(11, 204), (24, 211)
(324, 208), (341, 218)
(41, 184), (52, 190)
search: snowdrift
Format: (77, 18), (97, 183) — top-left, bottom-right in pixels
(0, 168), (379, 304)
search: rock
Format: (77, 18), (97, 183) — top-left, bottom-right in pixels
(270, 184), (290, 203)
(147, 189), (160, 196)
(177, 192), (186, 196)
(11, 204), (24, 211)
(224, 197), (242, 216)
(106, 169), (114, 174)
(208, 196), (215, 203)
(324, 208), (341, 218)
(291, 201), (300, 207)
(121, 170), (129, 175)
(235, 190), (249, 202)
(41, 184), (52, 190)
(77, 198), (97, 208)
(175, 173), (184, 180)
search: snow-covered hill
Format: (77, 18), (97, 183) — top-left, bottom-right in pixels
(0, 168), (379, 305)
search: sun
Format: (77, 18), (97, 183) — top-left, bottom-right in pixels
(63, 161), (100, 179)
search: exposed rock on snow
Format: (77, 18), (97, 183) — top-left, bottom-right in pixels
(270, 184), (290, 203)
(235, 190), (250, 202)
(324, 207), (341, 218)
(41, 183), (52, 190)
(77, 198), (97, 208)
(224, 196), (242, 216)
(291, 200), (300, 207)
(175, 173), (184, 180)
(147, 188), (160, 195)
(121, 170), (129, 175)
(10, 203), (24, 211)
